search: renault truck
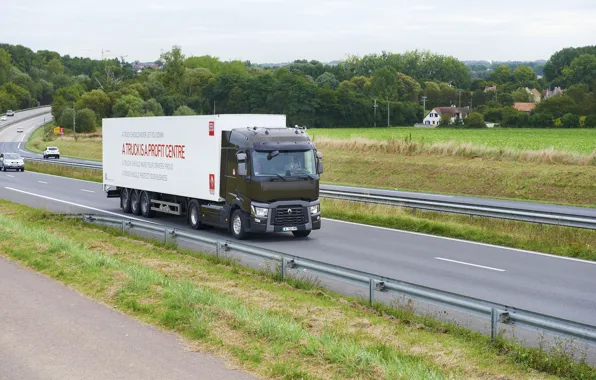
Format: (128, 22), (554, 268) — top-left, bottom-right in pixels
(102, 114), (323, 239)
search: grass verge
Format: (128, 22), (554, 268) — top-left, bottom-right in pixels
(22, 161), (596, 262)
(25, 122), (102, 161)
(1, 199), (594, 379)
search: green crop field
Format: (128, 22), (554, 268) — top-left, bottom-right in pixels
(310, 128), (596, 154)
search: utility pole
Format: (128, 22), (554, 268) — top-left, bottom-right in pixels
(386, 98), (390, 127)
(373, 99), (378, 127)
(421, 95), (427, 117)
(72, 103), (77, 141)
(457, 89), (462, 108)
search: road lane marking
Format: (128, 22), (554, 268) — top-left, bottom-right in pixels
(81, 189), (95, 193)
(325, 218), (596, 265)
(435, 257), (506, 272)
(37, 181), (48, 184)
(4, 187), (156, 224)
(7, 175), (14, 178)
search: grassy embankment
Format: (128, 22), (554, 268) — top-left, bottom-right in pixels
(1, 199), (594, 379)
(26, 122), (103, 161)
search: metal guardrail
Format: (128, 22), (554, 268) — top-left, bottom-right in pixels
(320, 189), (596, 230)
(80, 213), (596, 346)
(0, 107), (51, 131)
(22, 156), (596, 230)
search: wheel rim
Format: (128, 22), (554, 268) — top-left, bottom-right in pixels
(190, 206), (198, 225)
(122, 190), (129, 206)
(233, 215), (242, 235)
(131, 192), (138, 211)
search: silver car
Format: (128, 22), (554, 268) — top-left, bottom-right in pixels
(0, 153), (25, 172)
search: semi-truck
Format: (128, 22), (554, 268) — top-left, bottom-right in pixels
(102, 114), (323, 239)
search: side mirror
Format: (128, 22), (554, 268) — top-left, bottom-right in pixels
(236, 152), (247, 176)
(267, 150), (279, 160)
(316, 151), (323, 174)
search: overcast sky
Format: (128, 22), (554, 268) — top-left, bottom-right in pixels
(3, 0), (596, 63)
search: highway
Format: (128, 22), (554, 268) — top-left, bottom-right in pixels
(1, 110), (595, 327)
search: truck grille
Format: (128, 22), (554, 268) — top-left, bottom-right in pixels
(273, 206), (306, 226)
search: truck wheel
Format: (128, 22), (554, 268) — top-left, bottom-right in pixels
(121, 188), (132, 213)
(292, 230), (311, 238)
(140, 191), (155, 218)
(231, 209), (248, 240)
(131, 190), (142, 215)
(188, 200), (206, 230)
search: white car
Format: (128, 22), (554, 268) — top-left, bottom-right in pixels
(0, 153), (25, 172)
(6, 110), (14, 116)
(17, 127), (24, 133)
(0, 116), (6, 121)
(43, 146), (60, 159)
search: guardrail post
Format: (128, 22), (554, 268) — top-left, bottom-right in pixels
(121, 220), (125, 233)
(164, 228), (168, 244)
(215, 241), (221, 258)
(369, 278), (375, 306)
(281, 257), (287, 281)
(491, 308), (499, 341)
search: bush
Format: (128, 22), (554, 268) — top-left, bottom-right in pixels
(464, 112), (487, 128)
(502, 111), (529, 128)
(529, 113), (553, 128)
(75, 108), (97, 133)
(60, 107), (75, 129)
(438, 113), (452, 126)
(174, 105), (196, 116)
(585, 115), (596, 128)
(561, 113), (580, 128)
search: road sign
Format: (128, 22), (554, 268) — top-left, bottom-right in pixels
(53, 127), (65, 135)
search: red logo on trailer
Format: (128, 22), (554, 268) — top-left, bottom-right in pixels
(209, 121), (214, 136)
(209, 174), (215, 194)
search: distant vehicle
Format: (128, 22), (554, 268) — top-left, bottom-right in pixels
(0, 116), (6, 121)
(0, 153), (25, 172)
(103, 114), (323, 240)
(17, 127), (24, 133)
(6, 110), (14, 116)
(43, 146), (60, 159)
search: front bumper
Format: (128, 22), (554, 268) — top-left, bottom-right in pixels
(4, 164), (24, 169)
(246, 200), (321, 233)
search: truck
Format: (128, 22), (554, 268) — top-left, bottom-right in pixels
(102, 114), (323, 239)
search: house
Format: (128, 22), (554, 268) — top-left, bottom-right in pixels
(513, 102), (536, 114)
(423, 106), (471, 126)
(544, 87), (564, 99)
(525, 88), (542, 103)
(484, 85), (497, 92)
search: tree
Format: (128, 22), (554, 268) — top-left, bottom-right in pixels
(562, 54), (596, 89)
(143, 98), (164, 116)
(513, 66), (538, 85)
(227, 86), (249, 113)
(75, 108), (97, 132)
(561, 113), (580, 128)
(161, 45), (186, 94)
(0, 91), (17, 112)
(46, 58), (65, 75)
(60, 107), (75, 129)
(490, 65), (512, 84)
(512, 88), (533, 102)
(438, 113), (452, 126)
(464, 112), (486, 128)
(76, 89), (111, 121)
(112, 95), (144, 117)
(1, 82), (32, 109)
(529, 113), (553, 128)
(584, 115), (596, 128)
(0, 48), (11, 84)
(173, 105), (196, 116)
(395, 73), (421, 102)
(536, 95), (578, 117)
(315, 72), (339, 89)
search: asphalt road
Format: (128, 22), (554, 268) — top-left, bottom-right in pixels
(1, 110), (596, 327)
(0, 257), (254, 380)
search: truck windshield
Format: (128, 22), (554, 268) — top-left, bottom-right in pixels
(252, 150), (316, 177)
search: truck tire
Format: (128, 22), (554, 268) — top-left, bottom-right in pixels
(140, 191), (155, 218)
(230, 209), (248, 240)
(121, 188), (132, 213)
(292, 230), (311, 238)
(188, 200), (206, 230)
(131, 190), (142, 215)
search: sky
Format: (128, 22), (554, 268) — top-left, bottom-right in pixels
(3, 0), (596, 64)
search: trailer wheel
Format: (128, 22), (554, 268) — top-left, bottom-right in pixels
(140, 191), (155, 218)
(292, 230), (311, 238)
(121, 188), (132, 213)
(131, 190), (142, 215)
(187, 200), (206, 230)
(231, 209), (248, 240)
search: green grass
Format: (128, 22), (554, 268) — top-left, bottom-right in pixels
(25, 122), (102, 161)
(310, 128), (596, 155)
(1, 199), (593, 379)
(24, 161), (596, 261)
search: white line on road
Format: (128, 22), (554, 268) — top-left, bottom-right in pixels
(435, 257), (506, 272)
(7, 175), (14, 178)
(37, 181), (48, 184)
(81, 189), (95, 193)
(4, 187), (156, 224)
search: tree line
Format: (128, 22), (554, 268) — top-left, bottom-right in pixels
(1, 43), (595, 131)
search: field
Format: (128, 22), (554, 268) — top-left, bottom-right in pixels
(1, 199), (593, 379)
(25, 123), (103, 161)
(310, 128), (596, 155)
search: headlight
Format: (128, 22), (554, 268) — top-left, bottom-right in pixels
(251, 206), (269, 217)
(310, 204), (320, 214)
